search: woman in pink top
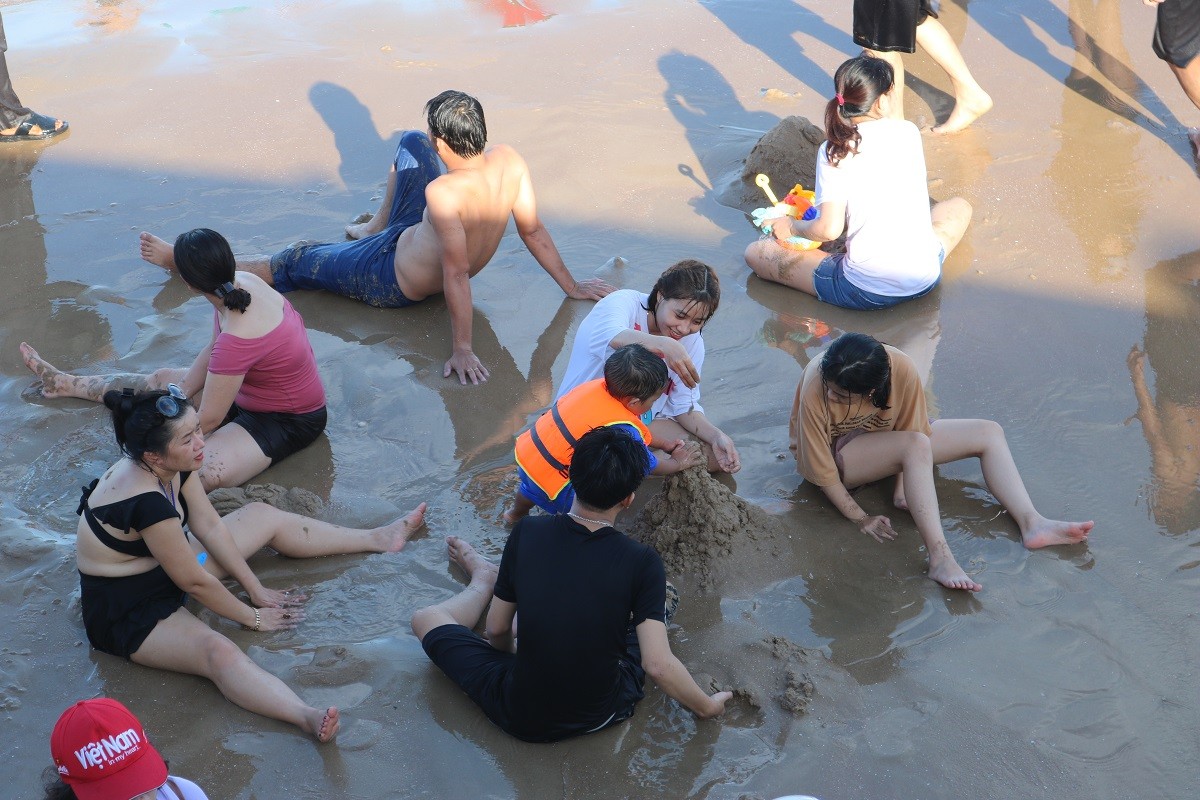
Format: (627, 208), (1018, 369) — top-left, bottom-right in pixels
(21, 229), (328, 490)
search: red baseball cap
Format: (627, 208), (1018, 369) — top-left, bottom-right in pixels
(50, 698), (168, 800)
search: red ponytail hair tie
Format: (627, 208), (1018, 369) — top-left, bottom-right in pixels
(835, 93), (845, 106)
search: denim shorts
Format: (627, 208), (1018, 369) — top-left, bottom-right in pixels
(269, 130), (442, 307)
(813, 248), (944, 311)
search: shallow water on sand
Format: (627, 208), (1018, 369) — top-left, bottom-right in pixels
(2, 0), (1198, 798)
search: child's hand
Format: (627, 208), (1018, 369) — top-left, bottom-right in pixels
(669, 440), (704, 472)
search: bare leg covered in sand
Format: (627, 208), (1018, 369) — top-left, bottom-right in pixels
(21, 342), (185, 401)
(410, 536), (499, 640)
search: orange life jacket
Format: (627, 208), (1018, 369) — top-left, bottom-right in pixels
(514, 378), (653, 501)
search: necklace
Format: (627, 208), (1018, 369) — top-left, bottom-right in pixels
(567, 511), (611, 528)
(157, 477), (176, 510)
(139, 459), (177, 510)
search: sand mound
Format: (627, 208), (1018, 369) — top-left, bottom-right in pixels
(208, 483), (324, 517)
(629, 467), (774, 589)
(733, 115), (825, 214)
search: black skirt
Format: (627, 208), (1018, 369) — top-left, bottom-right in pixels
(80, 567), (186, 659)
(853, 0), (939, 54)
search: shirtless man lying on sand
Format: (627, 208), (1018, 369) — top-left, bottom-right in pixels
(140, 90), (615, 385)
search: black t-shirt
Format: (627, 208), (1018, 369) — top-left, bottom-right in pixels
(494, 515), (665, 739)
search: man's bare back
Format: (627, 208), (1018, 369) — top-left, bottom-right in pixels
(392, 143), (528, 301)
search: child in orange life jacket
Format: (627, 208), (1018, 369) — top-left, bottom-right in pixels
(506, 344), (703, 524)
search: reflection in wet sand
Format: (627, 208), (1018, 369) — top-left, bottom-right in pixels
(1049, 0), (1149, 281)
(1129, 249), (1200, 534)
(471, 0), (553, 28)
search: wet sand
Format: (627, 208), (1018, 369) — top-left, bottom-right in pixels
(2, 0), (1198, 798)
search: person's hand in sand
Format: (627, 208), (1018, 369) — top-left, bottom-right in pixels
(658, 439), (705, 473)
(858, 514), (897, 542)
(248, 585), (308, 612)
(445, 347), (491, 385)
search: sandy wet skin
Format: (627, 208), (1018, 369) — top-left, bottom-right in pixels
(1, 0), (1198, 797)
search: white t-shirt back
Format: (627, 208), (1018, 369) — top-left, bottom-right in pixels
(815, 118), (942, 296)
(557, 289), (704, 418)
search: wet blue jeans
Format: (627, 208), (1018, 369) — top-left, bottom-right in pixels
(270, 130), (443, 307)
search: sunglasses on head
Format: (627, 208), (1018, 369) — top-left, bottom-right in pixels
(155, 384), (189, 418)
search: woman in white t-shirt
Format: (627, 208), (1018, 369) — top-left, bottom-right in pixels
(557, 260), (740, 473)
(744, 54), (973, 310)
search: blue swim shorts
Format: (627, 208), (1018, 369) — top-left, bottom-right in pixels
(270, 130), (443, 308)
(813, 247), (944, 311)
(516, 466), (576, 515)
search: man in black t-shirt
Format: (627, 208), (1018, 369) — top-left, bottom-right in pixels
(411, 426), (731, 743)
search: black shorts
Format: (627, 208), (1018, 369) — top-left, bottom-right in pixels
(228, 405), (327, 465)
(1153, 0), (1200, 68)
(853, 0), (939, 53)
(80, 567), (186, 659)
(421, 624), (647, 743)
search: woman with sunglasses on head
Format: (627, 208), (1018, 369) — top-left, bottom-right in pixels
(76, 387), (426, 741)
(791, 332), (1094, 592)
(21, 228), (327, 491)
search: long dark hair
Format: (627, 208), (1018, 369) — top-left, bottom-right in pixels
(646, 259), (720, 326)
(820, 332), (891, 410)
(102, 389), (193, 462)
(173, 228), (252, 312)
(824, 54), (895, 167)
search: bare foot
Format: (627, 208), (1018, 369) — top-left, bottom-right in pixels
(306, 706), (340, 743)
(1021, 517), (1093, 550)
(502, 506), (528, 526)
(139, 231), (176, 270)
(893, 490), (908, 511)
(373, 503), (428, 552)
(20, 342), (67, 398)
(932, 89), (993, 135)
(447, 535), (498, 587)
(928, 552), (982, 592)
(345, 212), (383, 240)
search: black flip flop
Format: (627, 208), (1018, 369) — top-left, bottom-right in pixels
(0, 111), (69, 143)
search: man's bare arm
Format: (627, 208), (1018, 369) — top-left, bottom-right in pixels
(510, 157), (615, 300)
(426, 182), (491, 385)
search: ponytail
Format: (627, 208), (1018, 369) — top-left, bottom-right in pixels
(173, 228), (252, 312)
(823, 55), (894, 167)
